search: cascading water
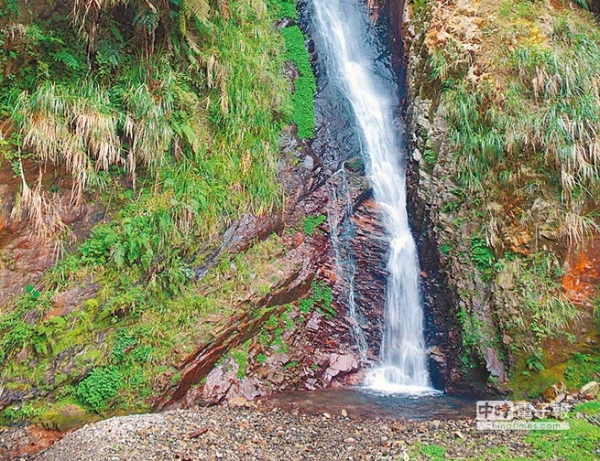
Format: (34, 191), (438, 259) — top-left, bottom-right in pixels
(310, 0), (432, 393)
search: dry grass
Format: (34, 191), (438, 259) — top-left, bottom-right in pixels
(9, 162), (66, 239)
(428, 0), (600, 244)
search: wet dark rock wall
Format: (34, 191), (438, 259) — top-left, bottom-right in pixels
(386, 0), (489, 394)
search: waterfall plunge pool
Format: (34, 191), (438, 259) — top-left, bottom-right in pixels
(260, 388), (477, 421)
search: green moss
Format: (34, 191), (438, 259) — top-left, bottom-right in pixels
(38, 404), (93, 432)
(411, 443), (447, 461)
(511, 350), (600, 399)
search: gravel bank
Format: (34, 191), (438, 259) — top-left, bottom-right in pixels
(24, 405), (531, 461)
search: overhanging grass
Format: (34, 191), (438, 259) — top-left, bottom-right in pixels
(0, 0), (305, 417)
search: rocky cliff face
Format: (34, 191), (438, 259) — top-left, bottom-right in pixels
(399, 0), (600, 395)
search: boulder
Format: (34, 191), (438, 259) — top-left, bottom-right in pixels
(580, 381), (599, 397)
(542, 382), (567, 403)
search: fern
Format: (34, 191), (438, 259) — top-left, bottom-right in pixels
(183, 0), (211, 24)
(51, 51), (82, 71)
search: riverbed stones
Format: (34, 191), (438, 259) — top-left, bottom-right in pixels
(27, 407), (535, 461)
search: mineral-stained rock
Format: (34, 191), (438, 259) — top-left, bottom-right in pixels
(202, 360), (239, 403)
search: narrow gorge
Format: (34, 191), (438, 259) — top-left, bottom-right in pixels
(1, 0), (600, 458)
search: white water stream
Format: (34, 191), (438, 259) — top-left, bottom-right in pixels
(311, 0), (432, 393)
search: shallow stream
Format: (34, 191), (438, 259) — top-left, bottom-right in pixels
(263, 388), (477, 421)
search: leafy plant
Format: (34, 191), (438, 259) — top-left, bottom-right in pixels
(303, 214), (326, 236)
(110, 330), (138, 364)
(525, 350), (545, 372)
(0, 0), (297, 415)
(470, 236), (495, 279)
(297, 281), (335, 318)
(76, 366), (123, 411)
(231, 349), (248, 379)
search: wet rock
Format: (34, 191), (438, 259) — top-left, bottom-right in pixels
(429, 346), (445, 363)
(306, 313), (322, 332)
(344, 157), (365, 173)
(202, 360), (239, 404)
(327, 353), (359, 374)
(483, 347), (506, 380)
(303, 156), (315, 170)
(226, 377), (261, 402)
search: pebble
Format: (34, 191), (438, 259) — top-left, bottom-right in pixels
(1, 407), (535, 461)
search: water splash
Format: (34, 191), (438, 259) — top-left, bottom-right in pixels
(310, 0), (432, 393)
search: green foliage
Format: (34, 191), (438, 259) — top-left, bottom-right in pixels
(422, 148), (437, 166)
(0, 287), (56, 363)
(31, 316), (67, 355)
(231, 349), (249, 379)
(439, 242), (452, 255)
(111, 330), (138, 364)
(470, 236), (496, 280)
(0, 0), (296, 416)
(281, 25), (316, 139)
(438, 4), (600, 244)
(525, 350), (545, 372)
(303, 214), (327, 235)
(297, 281), (335, 318)
(499, 253), (577, 352)
(455, 306), (489, 370)
(412, 0), (430, 17)
(520, 410), (600, 461)
(76, 367), (123, 412)
(266, 0), (297, 19)
(411, 443), (448, 461)
(457, 307), (482, 351)
(281, 308), (295, 330)
(563, 352), (600, 387)
(1, 403), (43, 423)
(568, 0), (590, 11)
(298, 298), (313, 313)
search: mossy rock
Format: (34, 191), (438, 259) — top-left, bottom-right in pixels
(344, 157), (365, 173)
(39, 404), (96, 432)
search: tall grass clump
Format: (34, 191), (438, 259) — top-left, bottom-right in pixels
(437, 3), (600, 243)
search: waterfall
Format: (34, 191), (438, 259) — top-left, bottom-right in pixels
(310, 0), (432, 393)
